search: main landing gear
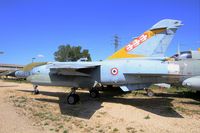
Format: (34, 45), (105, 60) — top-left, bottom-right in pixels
(144, 88), (154, 97)
(32, 85), (100, 105)
(33, 85), (39, 95)
(67, 87), (80, 105)
(66, 87), (100, 105)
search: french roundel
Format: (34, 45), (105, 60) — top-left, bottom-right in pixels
(111, 68), (118, 75)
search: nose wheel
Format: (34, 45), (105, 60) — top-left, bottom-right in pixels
(33, 85), (39, 95)
(67, 87), (80, 105)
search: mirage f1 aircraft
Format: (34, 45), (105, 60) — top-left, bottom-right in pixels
(26, 19), (183, 104)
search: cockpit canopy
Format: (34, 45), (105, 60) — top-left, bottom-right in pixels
(171, 51), (192, 60)
(171, 50), (200, 60)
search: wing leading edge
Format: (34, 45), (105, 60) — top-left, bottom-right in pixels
(47, 63), (99, 77)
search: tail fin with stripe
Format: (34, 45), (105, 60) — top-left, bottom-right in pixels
(107, 19), (183, 60)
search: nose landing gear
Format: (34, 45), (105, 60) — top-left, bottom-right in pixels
(33, 85), (39, 95)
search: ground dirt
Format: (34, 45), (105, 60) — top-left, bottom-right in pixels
(0, 79), (200, 133)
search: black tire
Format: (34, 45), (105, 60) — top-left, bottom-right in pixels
(90, 89), (99, 98)
(196, 91), (200, 95)
(33, 89), (39, 95)
(107, 85), (113, 89)
(67, 94), (76, 105)
(74, 94), (80, 102)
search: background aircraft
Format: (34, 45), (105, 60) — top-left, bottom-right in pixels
(169, 50), (200, 91)
(0, 62), (46, 79)
(26, 19), (183, 104)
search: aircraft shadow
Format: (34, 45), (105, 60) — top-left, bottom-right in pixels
(155, 91), (200, 102)
(18, 89), (183, 119)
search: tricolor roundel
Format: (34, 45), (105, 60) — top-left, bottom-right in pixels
(111, 68), (118, 75)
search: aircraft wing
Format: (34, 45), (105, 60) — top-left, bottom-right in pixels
(120, 73), (184, 92)
(0, 70), (16, 76)
(47, 63), (99, 77)
(124, 73), (185, 85)
(124, 73), (185, 78)
(47, 63), (98, 69)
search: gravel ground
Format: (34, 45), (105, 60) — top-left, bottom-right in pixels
(0, 79), (200, 133)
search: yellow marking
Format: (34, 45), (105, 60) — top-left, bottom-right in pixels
(107, 48), (145, 60)
(198, 48), (200, 51)
(151, 28), (166, 34)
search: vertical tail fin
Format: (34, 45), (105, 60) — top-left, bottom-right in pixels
(107, 19), (183, 60)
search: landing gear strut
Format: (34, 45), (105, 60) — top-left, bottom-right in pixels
(33, 85), (39, 95)
(67, 87), (80, 105)
(144, 88), (154, 97)
(89, 88), (99, 98)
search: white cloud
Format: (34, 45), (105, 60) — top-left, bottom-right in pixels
(37, 54), (44, 58)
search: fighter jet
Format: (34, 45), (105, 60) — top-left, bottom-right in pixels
(26, 19), (183, 104)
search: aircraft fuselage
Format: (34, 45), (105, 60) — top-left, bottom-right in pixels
(27, 58), (194, 90)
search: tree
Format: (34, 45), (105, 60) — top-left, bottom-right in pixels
(54, 44), (92, 62)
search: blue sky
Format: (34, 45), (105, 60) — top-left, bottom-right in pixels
(0, 0), (200, 65)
